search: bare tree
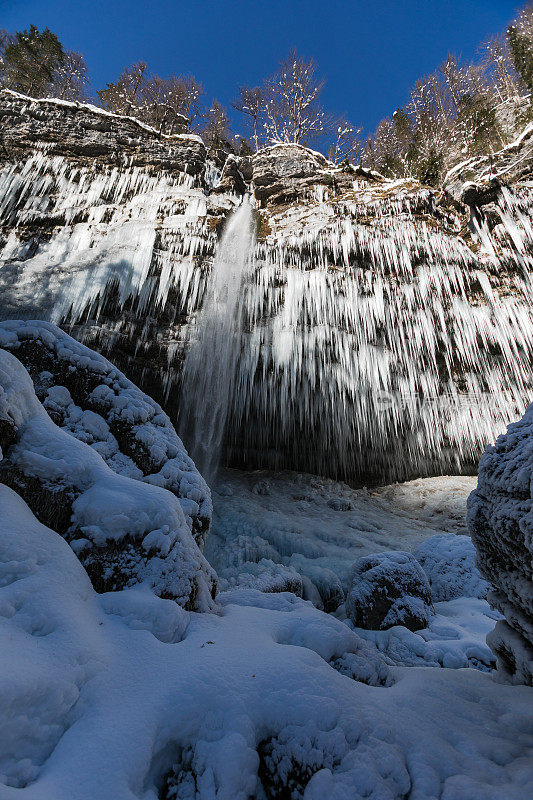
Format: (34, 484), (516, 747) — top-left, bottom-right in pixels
(141, 74), (190, 134)
(262, 49), (331, 144)
(50, 50), (89, 101)
(328, 117), (362, 164)
(232, 85), (264, 150)
(98, 64), (203, 133)
(480, 35), (519, 102)
(202, 100), (232, 148)
(0, 29), (15, 85)
(177, 73), (204, 128)
(98, 61), (148, 116)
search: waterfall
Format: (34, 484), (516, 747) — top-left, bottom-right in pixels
(178, 199), (254, 484)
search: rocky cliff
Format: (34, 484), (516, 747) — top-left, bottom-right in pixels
(0, 89), (532, 484)
(468, 403), (533, 685)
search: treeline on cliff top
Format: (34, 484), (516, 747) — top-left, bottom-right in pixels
(0, 4), (532, 186)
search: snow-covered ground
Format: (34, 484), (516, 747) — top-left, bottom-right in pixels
(1, 346), (531, 798)
(1, 482), (532, 799)
(207, 469), (476, 602)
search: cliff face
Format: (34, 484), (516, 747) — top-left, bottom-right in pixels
(0, 89), (532, 484)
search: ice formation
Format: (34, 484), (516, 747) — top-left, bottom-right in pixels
(413, 533), (489, 602)
(0, 92), (532, 482)
(206, 470), (477, 611)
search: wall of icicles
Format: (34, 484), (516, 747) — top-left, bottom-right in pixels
(0, 147), (532, 483)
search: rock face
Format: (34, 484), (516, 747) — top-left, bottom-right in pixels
(346, 551), (434, 631)
(0, 89), (206, 174)
(252, 143), (331, 205)
(413, 533), (489, 602)
(0, 327), (217, 611)
(0, 90), (532, 484)
(468, 404), (533, 685)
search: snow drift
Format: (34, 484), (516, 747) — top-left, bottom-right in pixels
(1, 482), (532, 799)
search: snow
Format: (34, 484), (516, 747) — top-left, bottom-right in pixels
(206, 470), (477, 610)
(413, 533), (489, 602)
(353, 597), (499, 672)
(0, 320), (212, 542)
(1, 483), (532, 799)
(0, 89), (205, 144)
(345, 550), (433, 631)
(0, 347), (216, 609)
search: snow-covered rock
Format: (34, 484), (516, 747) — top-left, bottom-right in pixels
(468, 403), (533, 685)
(354, 596), (499, 671)
(207, 469), (477, 612)
(252, 142), (331, 205)
(0, 89), (206, 175)
(0, 319), (211, 546)
(0, 347), (217, 609)
(346, 551), (434, 631)
(413, 533), (489, 602)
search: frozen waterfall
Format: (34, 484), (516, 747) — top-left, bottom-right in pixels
(0, 146), (532, 483)
(178, 199), (255, 484)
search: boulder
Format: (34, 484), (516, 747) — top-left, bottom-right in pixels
(211, 154), (247, 195)
(467, 403), (533, 685)
(413, 533), (489, 602)
(0, 345), (217, 611)
(346, 551), (433, 631)
(252, 143), (331, 206)
(0, 320), (211, 548)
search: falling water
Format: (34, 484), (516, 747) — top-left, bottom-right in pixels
(178, 199), (254, 484)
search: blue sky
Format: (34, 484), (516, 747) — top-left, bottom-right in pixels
(1, 1), (520, 135)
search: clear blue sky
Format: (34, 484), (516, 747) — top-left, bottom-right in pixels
(0, 0), (521, 135)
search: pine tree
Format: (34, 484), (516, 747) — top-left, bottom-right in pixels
(2, 25), (64, 97)
(508, 5), (533, 91)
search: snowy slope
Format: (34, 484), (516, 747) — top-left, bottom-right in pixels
(1, 483), (532, 799)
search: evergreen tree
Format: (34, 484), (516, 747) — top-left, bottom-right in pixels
(508, 5), (533, 91)
(2, 25), (64, 97)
